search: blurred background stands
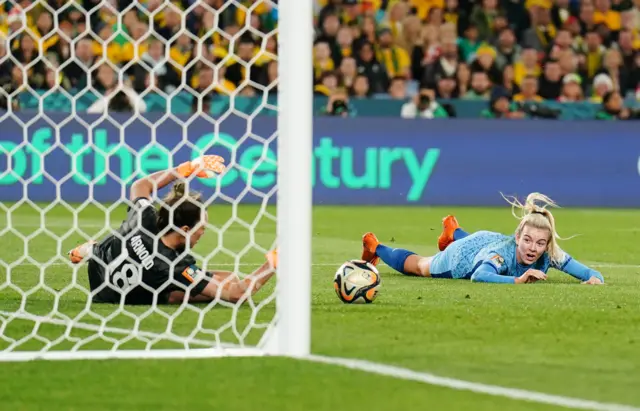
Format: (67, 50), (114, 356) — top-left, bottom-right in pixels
(1, 0), (639, 118)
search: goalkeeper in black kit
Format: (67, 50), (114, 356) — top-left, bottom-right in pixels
(68, 155), (278, 305)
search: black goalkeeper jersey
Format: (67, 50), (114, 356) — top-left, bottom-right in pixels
(87, 197), (211, 305)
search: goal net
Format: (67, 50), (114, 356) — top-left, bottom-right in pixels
(0, 0), (311, 360)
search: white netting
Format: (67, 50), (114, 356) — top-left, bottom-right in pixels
(0, 0), (280, 357)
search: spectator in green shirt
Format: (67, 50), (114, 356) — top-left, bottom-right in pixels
(481, 86), (526, 118)
(463, 71), (492, 100)
(458, 24), (481, 62)
(595, 91), (640, 120)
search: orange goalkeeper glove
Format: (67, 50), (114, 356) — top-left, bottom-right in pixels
(177, 155), (226, 178)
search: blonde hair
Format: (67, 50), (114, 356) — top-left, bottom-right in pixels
(398, 15), (422, 51)
(385, 0), (409, 22)
(501, 192), (566, 265)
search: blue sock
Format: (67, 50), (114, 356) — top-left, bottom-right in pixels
(453, 228), (469, 241)
(375, 244), (415, 275)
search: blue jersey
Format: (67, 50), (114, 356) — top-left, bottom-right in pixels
(428, 230), (601, 283)
(429, 231), (507, 278)
(472, 235), (567, 277)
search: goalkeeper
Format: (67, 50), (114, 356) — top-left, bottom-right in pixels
(360, 192), (605, 285)
(69, 155), (278, 305)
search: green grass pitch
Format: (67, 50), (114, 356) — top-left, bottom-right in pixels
(1, 203), (639, 410)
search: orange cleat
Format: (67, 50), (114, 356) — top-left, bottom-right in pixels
(361, 232), (380, 266)
(68, 240), (96, 264)
(437, 215), (460, 252)
(265, 248), (278, 270)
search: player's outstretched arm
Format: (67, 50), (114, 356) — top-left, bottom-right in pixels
(470, 263), (519, 283)
(557, 257), (604, 284)
(168, 250), (277, 304)
(471, 262), (548, 284)
(200, 262), (276, 303)
(130, 155), (225, 201)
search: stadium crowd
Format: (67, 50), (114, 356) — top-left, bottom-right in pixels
(314, 0), (640, 118)
(0, 0), (639, 119)
(0, 0), (278, 112)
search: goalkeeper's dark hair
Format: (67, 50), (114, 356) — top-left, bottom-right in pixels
(156, 182), (205, 234)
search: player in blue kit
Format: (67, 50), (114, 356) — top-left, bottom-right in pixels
(360, 193), (604, 285)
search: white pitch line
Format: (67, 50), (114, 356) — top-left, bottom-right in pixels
(2, 348), (636, 411)
(587, 263), (640, 269)
(305, 355), (640, 411)
(0, 262), (638, 409)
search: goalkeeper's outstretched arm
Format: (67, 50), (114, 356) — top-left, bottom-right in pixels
(168, 250), (278, 304)
(128, 154), (278, 305)
(130, 168), (180, 201)
(130, 155), (226, 201)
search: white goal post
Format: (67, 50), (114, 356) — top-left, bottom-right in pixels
(0, 0), (311, 360)
(275, 0), (312, 357)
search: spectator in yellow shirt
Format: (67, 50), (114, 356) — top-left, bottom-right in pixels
(341, 0), (365, 26)
(513, 47), (541, 85)
(30, 11), (58, 53)
(522, 6), (557, 52)
(0, 10), (7, 37)
(168, 33), (194, 75)
(410, 0), (445, 21)
(235, 0), (271, 27)
(375, 27), (410, 79)
(313, 41), (336, 82)
(190, 64), (236, 96)
(513, 75), (544, 102)
(92, 24), (126, 64)
(444, 0), (462, 29)
(119, 22), (150, 64)
(580, 31), (605, 80)
(314, 71), (339, 97)
(382, 0), (410, 43)
(470, 44), (504, 85)
(154, 3), (186, 41)
(593, 0), (621, 31)
(335, 26), (355, 65)
(224, 36), (267, 88)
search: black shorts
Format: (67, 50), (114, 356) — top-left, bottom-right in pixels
(86, 245), (121, 304)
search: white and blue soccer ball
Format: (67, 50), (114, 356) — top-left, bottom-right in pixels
(333, 260), (381, 304)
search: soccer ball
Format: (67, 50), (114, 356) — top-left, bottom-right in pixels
(333, 260), (381, 304)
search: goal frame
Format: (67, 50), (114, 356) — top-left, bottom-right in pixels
(0, 0), (312, 361)
(271, 0), (313, 358)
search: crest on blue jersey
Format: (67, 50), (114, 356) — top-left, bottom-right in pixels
(491, 254), (505, 268)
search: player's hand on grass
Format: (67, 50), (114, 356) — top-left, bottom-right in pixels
(177, 155), (226, 178)
(515, 269), (547, 284)
(581, 276), (604, 285)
